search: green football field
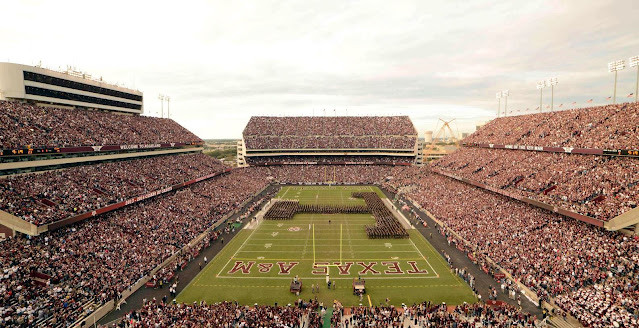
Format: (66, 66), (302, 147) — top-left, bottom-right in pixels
(177, 185), (476, 306)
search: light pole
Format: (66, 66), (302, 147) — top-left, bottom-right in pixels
(502, 90), (509, 116)
(166, 96), (171, 118)
(496, 91), (502, 117)
(536, 81), (546, 113)
(547, 77), (558, 111)
(630, 56), (639, 103)
(608, 60), (625, 104)
(158, 94), (165, 118)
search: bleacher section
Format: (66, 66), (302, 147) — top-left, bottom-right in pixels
(0, 153), (226, 227)
(240, 116), (418, 165)
(0, 101), (202, 162)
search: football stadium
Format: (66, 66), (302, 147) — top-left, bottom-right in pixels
(2, 2), (639, 328)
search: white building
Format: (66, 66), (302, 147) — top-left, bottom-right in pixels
(0, 62), (143, 114)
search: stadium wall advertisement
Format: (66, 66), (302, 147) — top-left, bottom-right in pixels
(463, 142), (639, 158)
(46, 168), (233, 232)
(253, 161), (412, 166)
(431, 169), (606, 227)
(0, 141), (203, 157)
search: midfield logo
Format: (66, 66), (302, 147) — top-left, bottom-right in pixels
(226, 261), (429, 275)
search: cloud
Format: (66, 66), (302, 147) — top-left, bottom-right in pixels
(1, 0), (638, 138)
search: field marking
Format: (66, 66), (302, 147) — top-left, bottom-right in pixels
(238, 250), (421, 253)
(216, 228), (259, 277)
(408, 236), (438, 277)
(213, 275), (438, 280)
(280, 186), (291, 199)
(231, 258), (427, 261)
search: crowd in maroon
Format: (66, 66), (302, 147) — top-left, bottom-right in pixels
(243, 116), (417, 150)
(0, 168), (270, 327)
(0, 101), (201, 150)
(334, 302), (540, 327)
(464, 102), (639, 150)
(0, 153), (226, 225)
(432, 147), (639, 220)
(109, 300), (321, 328)
(385, 167), (639, 326)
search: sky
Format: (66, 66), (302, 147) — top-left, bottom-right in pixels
(1, 0), (638, 139)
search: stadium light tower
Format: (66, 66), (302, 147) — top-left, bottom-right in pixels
(158, 94), (165, 118)
(536, 81), (546, 113)
(495, 91), (502, 117)
(547, 77), (558, 111)
(166, 96), (171, 118)
(502, 90), (509, 116)
(630, 55), (639, 103)
(608, 60), (625, 104)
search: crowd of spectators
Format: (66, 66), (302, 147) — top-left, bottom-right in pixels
(463, 102), (639, 150)
(107, 300), (322, 328)
(431, 147), (639, 220)
(332, 302), (542, 327)
(386, 167), (639, 321)
(555, 274), (638, 327)
(0, 167), (271, 327)
(244, 135), (416, 150)
(267, 165), (395, 185)
(243, 116), (417, 137)
(0, 101), (201, 150)
(0, 153), (226, 225)
(243, 116), (417, 151)
(246, 155), (414, 165)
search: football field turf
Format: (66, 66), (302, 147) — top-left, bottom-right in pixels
(177, 185), (476, 306)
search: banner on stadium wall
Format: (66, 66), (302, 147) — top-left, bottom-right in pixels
(465, 143), (639, 158)
(255, 161), (412, 166)
(0, 141), (203, 157)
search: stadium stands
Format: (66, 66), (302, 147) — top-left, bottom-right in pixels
(246, 155), (414, 165)
(431, 147), (639, 221)
(0, 153), (226, 225)
(385, 167), (639, 304)
(0, 101), (201, 151)
(242, 116), (417, 151)
(0, 167), (270, 327)
(464, 102), (639, 150)
(555, 275), (638, 327)
(244, 116), (416, 138)
(267, 165), (395, 185)
(333, 302), (541, 327)
(107, 300), (322, 328)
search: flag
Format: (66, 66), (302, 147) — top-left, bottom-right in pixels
(606, 96), (612, 100)
(587, 99), (593, 103)
(525, 108), (529, 111)
(572, 101), (577, 105)
(628, 93), (635, 98)
(559, 104), (563, 107)
(535, 106), (539, 110)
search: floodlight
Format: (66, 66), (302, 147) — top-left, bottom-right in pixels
(536, 81), (545, 89)
(502, 90), (509, 97)
(608, 60), (625, 72)
(547, 77), (558, 86)
(496, 91), (502, 99)
(630, 56), (639, 68)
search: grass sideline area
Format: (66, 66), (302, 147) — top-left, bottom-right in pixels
(177, 185), (476, 307)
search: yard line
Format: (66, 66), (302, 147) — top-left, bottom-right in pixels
(216, 227), (259, 277)
(408, 236), (439, 277)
